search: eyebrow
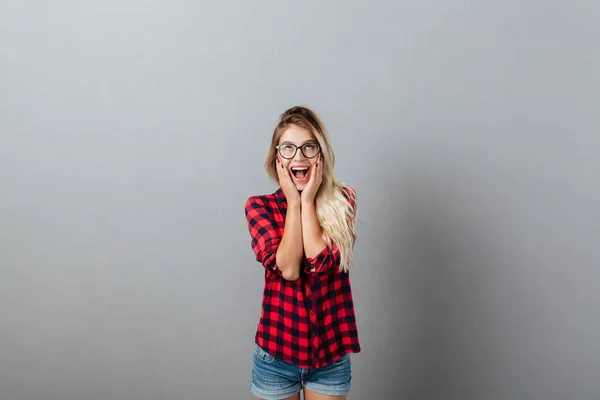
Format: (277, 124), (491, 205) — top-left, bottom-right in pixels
(280, 140), (318, 145)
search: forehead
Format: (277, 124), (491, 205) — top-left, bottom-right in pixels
(279, 124), (315, 144)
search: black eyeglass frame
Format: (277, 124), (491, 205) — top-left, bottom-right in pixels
(275, 143), (321, 159)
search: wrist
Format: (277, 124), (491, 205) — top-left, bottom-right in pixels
(288, 199), (302, 209)
(301, 196), (316, 208)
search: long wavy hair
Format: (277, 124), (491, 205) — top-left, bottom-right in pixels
(265, 106), (357, 272)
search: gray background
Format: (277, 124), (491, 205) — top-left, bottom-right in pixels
(1, 1), (599, 399)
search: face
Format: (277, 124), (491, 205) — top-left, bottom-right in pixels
(277, 124), (320, 191)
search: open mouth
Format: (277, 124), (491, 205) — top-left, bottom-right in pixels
(291, 166), (309, 181)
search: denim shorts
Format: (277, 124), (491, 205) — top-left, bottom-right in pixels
(251, 343), (352, 399)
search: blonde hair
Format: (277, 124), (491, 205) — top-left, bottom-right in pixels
(265, 106), (357, 272)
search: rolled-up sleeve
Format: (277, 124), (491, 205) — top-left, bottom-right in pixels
(304, 242), (340, 276)
(245, 196), (282, 276)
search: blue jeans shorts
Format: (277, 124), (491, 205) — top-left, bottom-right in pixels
(251, 343), (352, 399)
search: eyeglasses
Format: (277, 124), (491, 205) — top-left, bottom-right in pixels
(276, 142), (321, 159)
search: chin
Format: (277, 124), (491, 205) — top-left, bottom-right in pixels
(295, 183), (307, 191)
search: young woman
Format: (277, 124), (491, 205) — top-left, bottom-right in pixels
(244, 106), (360, 400)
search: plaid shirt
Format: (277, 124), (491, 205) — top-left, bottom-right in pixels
(244, 186), (361, 369)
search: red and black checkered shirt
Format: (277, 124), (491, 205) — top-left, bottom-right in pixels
(244, 186), (361, 369)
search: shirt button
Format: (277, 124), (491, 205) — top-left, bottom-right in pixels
(308, 291), (312, 296)
(310, 311), (315, 316)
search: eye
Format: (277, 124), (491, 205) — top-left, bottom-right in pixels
(282, 145), (295, 151)
(304, 144), (315, 150)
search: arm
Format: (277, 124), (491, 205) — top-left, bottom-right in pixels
(276, 200), (303, 280)
(299, 153), (328, 270)
(245, 196), (303, 281)
(301, 201), (327, 259)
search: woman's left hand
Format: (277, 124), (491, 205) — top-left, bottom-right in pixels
(301, 154), (323, 204)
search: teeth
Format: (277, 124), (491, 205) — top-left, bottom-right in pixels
(292, 167), (308, 171)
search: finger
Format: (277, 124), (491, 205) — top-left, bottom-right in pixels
(277, 159), (286, 176)
(278, 161), (292, 184)
(312, 161), (322, 186)
(277, 160), (286, 182)
(279, 160), (287, 177)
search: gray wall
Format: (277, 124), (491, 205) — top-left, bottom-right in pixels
(1, 1), (599, 399)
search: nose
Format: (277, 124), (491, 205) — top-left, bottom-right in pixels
(293, 147), (307, 161)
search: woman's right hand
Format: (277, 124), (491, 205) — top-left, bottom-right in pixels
(276, 158), (301, 205)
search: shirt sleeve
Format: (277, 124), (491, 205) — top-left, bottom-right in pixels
(245, 196), (282, 277)
(304, 242), (341, 275)
(304, 186), (357, 276)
